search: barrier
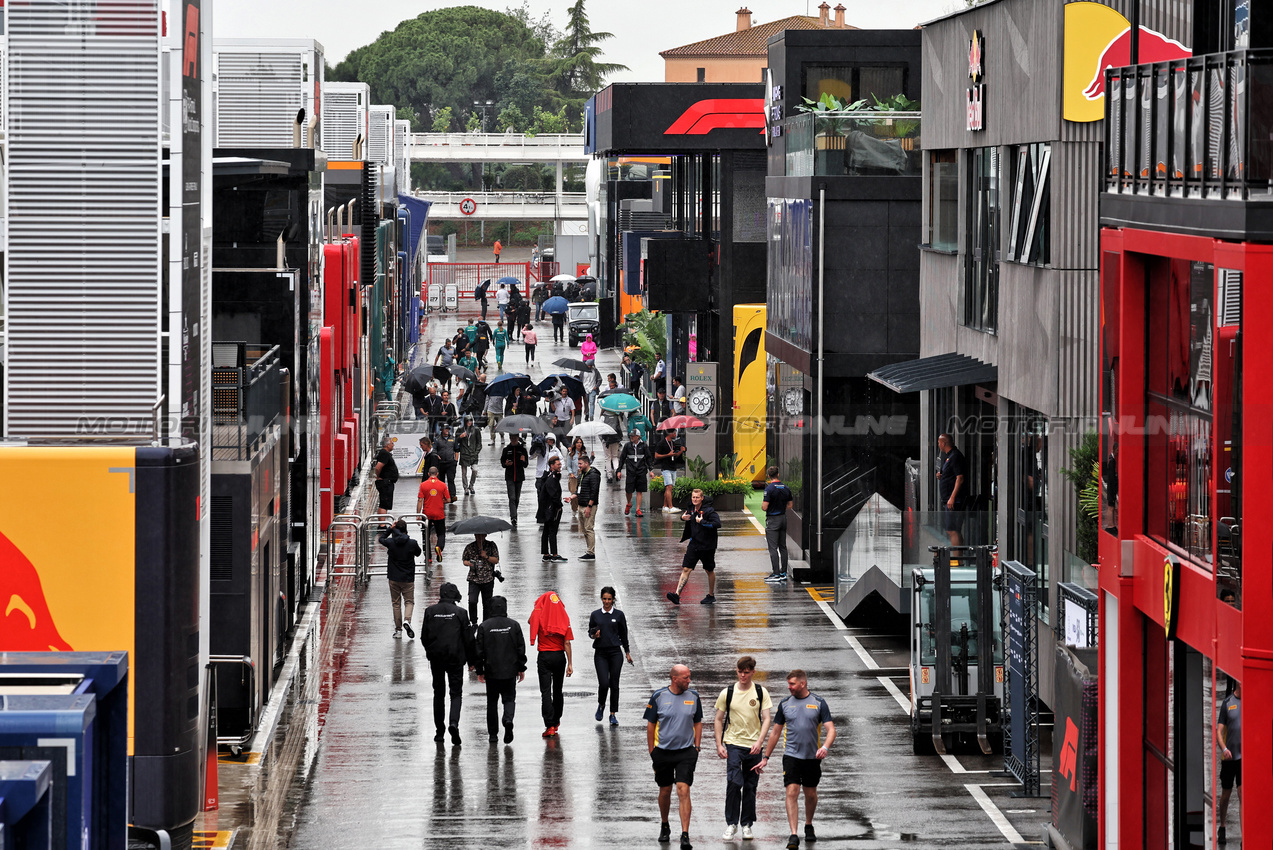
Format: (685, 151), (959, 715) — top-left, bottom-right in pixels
(426, 262), (531, 300)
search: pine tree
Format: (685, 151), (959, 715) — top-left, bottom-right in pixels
(544, 0), (627, 119)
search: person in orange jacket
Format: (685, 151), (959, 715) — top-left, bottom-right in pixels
(528, 590), (573, 737)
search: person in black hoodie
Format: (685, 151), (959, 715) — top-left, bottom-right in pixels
(474, 596), (526, 744)
(502, 434), (530, 527)
(421, 583), (475, 745)
(588, 586), (633, 726)
(377, 520), (422, 639)
(667, 489), (722, 606)
(537, 455), (566, 562)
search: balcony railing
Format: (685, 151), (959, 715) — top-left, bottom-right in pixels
(212, 342), (282, 461)
(1105, 48), (1273, 200)
(779, 111), (921, 178)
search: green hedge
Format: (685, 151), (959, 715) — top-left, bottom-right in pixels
(672, 477), (752, 502)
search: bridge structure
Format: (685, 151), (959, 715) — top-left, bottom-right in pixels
(406, 132), (590, 223)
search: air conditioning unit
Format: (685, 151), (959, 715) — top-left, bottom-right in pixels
(395, 118), (411, 192)
(213, 39), (324, 148)
(322, 81), (369, 161)
(368, 104), (395, 165)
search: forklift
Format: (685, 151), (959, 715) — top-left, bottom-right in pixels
(909, 545), (1003, 755)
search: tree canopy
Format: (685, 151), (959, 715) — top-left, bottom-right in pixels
(329, 2), (623, 135)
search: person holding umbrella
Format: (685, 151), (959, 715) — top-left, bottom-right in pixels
(463, 532), (501, 625)
(497, 284), (511, 323)
(552, 307), (566, 344)
(493, 320), (509, 370)
(655, 427), (686, 513)
(502, 433), (530, 526)
(478, 283), (491, 321)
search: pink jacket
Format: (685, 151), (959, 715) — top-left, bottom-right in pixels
(581, 336), (598, 361)
(523, 327), (538, 345)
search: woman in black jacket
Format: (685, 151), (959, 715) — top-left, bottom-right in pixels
(587, 586), (632, 726)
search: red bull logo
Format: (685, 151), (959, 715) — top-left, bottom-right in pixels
(1063, 1), (1190, 123)
(1, 531), (72, 651)
(1082, 27), (1190, 101)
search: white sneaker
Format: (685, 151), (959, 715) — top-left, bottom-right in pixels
(722, 825), (738, 840)
(741, 826), (753, 840)
(393, 629), (402, 639)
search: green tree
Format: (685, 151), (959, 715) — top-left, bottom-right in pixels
(330, 7), (551, 140)
(465, 111), (482, 133)
(431, 106), (454, 132)
(1061, 431), (1101, 564)
(496, 104), (527, 133)
(528, 105), (569, 135)
(543, 0), (627, 117)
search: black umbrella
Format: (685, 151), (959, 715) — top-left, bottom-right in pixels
(495, 414), (549, 435)
(432, 364), (453, 383)
(450, 515), (514, 535)
(486, 372), (533, 396)
(447, 364), (478, 383)
(553, 357), (591, 372)
(537, 373), (585, 397)
(402, 365), (435, 393)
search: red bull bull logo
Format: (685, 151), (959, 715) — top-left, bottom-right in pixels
(1, 531), (73, 651)
(1063, 1), (1190, 123)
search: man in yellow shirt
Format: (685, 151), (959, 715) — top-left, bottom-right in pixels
(713, 656), (773, 841)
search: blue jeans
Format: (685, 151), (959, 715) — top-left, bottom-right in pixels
(725, 744), (762, 826)
(586, 389), (598, 421)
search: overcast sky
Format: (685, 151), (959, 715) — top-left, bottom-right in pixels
(211, 0), (963, 82)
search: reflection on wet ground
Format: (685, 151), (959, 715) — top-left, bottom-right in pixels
(199, 313), (1038, 849)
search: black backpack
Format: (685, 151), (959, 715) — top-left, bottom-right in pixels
(722, 683), (766, 734)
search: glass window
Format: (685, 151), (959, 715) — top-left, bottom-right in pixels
(766, 198), (814, 351)
(928, 150), (958, 251)
(1146, 260), (1219, 570)
(964, 147), (1001, 333)
(1011, 406), (1049, 623)
(1006, 143), (1050, 266)
(803, 65), (905, 105)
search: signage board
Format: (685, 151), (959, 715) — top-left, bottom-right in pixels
(967, 30), (985, 132)
(1063, 596), (1090, 648)
(593, 83), (766, 155)
(1006, 568), (1027, 760)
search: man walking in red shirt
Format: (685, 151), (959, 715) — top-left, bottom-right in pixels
(529, 590), (574, 738)
(417, 466), (452, 562)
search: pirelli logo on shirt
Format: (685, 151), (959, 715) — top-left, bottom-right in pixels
(684, 700), (695, 705)
(805, 704), (818, 709)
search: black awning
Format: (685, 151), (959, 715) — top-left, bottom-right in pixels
(867, 353), (997, 394)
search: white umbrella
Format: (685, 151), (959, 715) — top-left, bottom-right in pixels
(568, 421), (616, 438)
(550, 273), (577, 283)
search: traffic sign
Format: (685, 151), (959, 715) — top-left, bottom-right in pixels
(460, 197), (477, 216)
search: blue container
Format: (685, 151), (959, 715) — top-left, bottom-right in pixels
(0, 759), (54, 850)
(0, 652), (127, 850)
(0, 696), (95, 850)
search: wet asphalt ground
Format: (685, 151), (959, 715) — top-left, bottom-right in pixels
(201, 306), (1051, 849)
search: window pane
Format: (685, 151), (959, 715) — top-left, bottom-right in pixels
(964, 147), (1000, 332)
(929, 150), (958, 251)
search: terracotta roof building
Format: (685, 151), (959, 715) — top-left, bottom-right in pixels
(662, 4), (854, 83)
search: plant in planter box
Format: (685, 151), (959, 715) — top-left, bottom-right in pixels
(672, 476), (752, 504)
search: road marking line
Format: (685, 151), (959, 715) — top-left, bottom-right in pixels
(815, 599), (848, 629)
(845, 635), (879, 668)
(876, 676), (911, 714)
(745, 513), (764, 533)
(965, 783), (1025, 845)
(941, 753), (967, 773)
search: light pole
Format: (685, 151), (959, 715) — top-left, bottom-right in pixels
(472, 99), (494, 132)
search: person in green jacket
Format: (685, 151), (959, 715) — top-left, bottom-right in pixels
(465, 320), (479, 344)
(459, 350), (480, 376)
(457, 415), (484, 496)
(493, 321), (509, 370)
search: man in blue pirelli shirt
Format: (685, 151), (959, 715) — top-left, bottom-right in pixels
(759, 669), (836, 849)
(645, 664), (703, 850)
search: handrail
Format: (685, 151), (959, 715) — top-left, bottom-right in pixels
(208, 654), (256, 749)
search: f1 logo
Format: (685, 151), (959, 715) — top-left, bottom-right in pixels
(182, 4), (199, 79)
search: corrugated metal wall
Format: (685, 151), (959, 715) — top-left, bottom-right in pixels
(368, 105), (394, 165)
(215, 52), (304, 148)
(5, 0), (162, 438)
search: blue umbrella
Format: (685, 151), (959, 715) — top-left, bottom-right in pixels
(537, 373), (585, 397)
(498, 276), (520, 286)
(543, 295), (569, 314)
(486, 372), (533, 396)
(598, 392), (641, 413)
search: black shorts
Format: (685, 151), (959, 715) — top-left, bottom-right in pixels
(375, 479), (395, 510)
(941, 505), (965, 532)
(652, 746), (698, 788)
(624, 471), (648, 493)
(1221, 758), (1242, 790)
(682, 544), (716, 572)
(782, 755), (822, 788)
